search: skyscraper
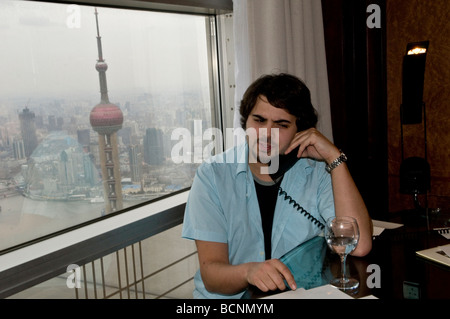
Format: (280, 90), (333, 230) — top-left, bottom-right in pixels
(19, 107), (38, 158)
(128, 144), (142, 183)
(77, 129), (91, 150)
(143, 128), (164, 165)
(89, 8), (123, 214)
(12, 138), (25, 160)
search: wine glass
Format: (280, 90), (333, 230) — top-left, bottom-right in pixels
(325, 216), (360, 290)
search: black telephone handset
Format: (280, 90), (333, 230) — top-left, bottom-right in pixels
(270, 146), (325, 230)
(269, 146), (301, 181)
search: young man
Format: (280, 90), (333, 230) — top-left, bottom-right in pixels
(182, 73), (372, 299)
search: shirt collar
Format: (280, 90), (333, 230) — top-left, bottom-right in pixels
(235, 142), (249, 175)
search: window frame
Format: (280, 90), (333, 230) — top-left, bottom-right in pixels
(45, 0), (232, 15)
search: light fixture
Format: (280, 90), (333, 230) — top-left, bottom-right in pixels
(407, 47), (427, 56)
(401, 41), (429, 124)
(399, 41), (430, 210)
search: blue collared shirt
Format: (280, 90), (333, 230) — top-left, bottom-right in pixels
(182, 142), (335, 299)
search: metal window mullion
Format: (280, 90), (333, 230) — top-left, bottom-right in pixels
(216, 13), (235, 137)
(206, 15), (224, 153)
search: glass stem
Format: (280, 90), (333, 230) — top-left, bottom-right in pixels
(340, 254), (348, 283)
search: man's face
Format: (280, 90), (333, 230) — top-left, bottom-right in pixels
(245, 95), (298, 164)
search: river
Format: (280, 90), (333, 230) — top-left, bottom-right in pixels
(0, 194), (145, 252)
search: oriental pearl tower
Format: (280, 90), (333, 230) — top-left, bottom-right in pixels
(90, 8), (123, 214)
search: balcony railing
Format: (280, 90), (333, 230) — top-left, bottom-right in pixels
(1, 190), (198, 299)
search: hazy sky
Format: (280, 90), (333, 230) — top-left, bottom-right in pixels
(0, 0), (211, 100)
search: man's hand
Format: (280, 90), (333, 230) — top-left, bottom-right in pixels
(246, 259), (297, 292)
(196, 241), (297, 295)
(284, 128), (340, 164)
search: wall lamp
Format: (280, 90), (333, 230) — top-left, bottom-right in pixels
(401, 41), (429, 124)
(399, 41), (430, 209)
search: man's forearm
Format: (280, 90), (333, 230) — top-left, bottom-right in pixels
(200, 261), (252, 295)
(331, 163), (373, 256)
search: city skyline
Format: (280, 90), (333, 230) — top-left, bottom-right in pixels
(0, 3), (214, 191)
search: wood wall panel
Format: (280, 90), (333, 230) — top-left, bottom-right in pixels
(387, 0), (450, 212)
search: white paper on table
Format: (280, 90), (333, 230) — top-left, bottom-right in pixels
(372, 226), (385, 237)
(260, 284), (354, 299)
(439, 244), (450, 258)
(416, 243), (450, 267)
(358, 294), (378, 299)
(434, 227), (450, 239)
(372, 219), (403, 237)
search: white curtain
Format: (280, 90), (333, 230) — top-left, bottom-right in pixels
(233, 0), (333, 142)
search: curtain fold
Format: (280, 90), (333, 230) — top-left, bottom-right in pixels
(233, 0), (333, 142)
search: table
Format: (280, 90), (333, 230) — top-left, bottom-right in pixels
(248, 210), (450, 299)
(368, 210), (450, 299)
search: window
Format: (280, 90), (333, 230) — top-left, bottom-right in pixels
(0, 0), (223, 252)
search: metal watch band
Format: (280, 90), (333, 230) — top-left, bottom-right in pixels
(325, 151), (347, 173)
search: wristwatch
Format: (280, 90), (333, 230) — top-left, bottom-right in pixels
(325, 151), (347, 173)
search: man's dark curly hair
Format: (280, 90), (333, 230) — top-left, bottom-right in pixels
(239, 73), (318, 131)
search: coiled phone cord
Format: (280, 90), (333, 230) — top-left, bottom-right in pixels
(277, 186), (325, 230)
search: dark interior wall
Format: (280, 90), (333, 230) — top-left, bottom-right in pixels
(322, 0), (450, 216)
(322, 0), (388, 219)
